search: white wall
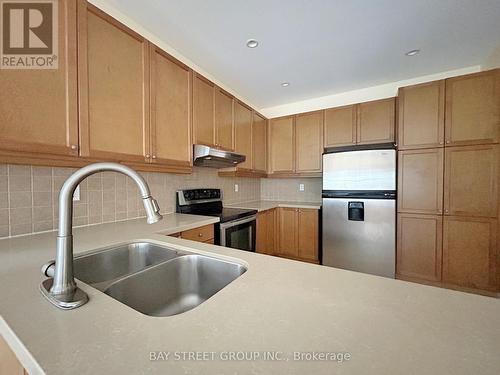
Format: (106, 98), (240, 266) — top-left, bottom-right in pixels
(260, 66), (481, 118)
(482, 46), (500, 70)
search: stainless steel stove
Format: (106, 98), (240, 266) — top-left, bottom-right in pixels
(176, 189), (257, 252)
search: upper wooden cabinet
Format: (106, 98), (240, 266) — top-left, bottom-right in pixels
(78, 3), (149, 163)
(445, 69), (500, 146)
(252, 113), (267, 173)
(150, 45), (192, 168)
(295, 111), (323, 173)
(269, 116), (295, 173)
(215, 88), (234, 150)
(398, 148), (444, 215)
(443, 216), (498, 291)
(193, 73), (215, 147)
(0, 0), (78, 157)
(444, 144), (498, 218)
(398, 81), (445, 149)
(397, 213), (443, 282)
(234, 101), (253, 169)
(324, 105), (357, 147)
(357, 98), (396, 145)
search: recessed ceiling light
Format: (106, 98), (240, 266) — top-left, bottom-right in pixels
(246, 39), (259, 48)
(405, 49), (420, 56)
(281, 82), (290, 87)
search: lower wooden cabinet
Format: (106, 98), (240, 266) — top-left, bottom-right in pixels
(256, 209), (276, 255)
(169, 224), (214, 244)
(0, 335), (25, 375)
(277, 208), (319, 263)
(442, 216), (498, 292)
(397, 214), (443, 282)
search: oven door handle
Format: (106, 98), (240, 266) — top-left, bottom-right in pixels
(219, 215), (257, 229)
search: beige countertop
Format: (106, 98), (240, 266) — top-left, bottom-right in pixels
(1, 214), (500, 375)
(226, 200), (322, 211)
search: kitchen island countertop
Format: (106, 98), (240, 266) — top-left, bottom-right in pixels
(1, 213), (499, 375)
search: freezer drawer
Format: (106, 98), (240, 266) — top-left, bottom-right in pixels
(322, 198), (395, 278)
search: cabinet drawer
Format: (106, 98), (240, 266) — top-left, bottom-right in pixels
(181, 224), (214, 242)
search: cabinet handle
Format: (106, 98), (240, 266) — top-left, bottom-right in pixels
(439, 141), (444, 145)
(445, 209), (449, 213)
(198, 233), (203, 237)
(152, 155), (157, 159)
(145, 154), (151, 158)
(446, 140), (450, 144)
(70, 144), (78, 150)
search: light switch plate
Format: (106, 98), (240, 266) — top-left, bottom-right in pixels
(299, 183), (305, 192)
(234, 184), (239, 192)
(73, 185), (80, 201)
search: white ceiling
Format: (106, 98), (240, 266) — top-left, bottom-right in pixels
(99, 0), (500, 110)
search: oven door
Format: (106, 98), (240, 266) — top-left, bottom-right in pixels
(219, 215), (257, 252)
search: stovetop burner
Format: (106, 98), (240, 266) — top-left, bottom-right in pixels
(176, 189), (257, 223)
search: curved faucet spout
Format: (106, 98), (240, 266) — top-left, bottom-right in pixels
(40, 162), (163, 310)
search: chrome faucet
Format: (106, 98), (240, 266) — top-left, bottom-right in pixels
(40, 162), (162, 310)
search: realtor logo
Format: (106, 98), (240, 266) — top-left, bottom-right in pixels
(1, 0), (58, 69)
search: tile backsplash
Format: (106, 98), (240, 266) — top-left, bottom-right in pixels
(260, 177), (322, 202)
(0, 164), (261, 238)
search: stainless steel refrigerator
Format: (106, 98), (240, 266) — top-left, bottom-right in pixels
(322, 147), (396, 278)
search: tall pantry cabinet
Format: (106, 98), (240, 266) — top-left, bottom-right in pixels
(396, 69), (500, 294)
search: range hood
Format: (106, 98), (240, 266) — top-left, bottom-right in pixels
(193, 144), (246, 168)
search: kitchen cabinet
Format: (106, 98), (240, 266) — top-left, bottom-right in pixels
(397, 148), (444, 214)
(170, 224), (214, 244)
(398, 81), (445, 149)
(215, 88), (234, 150)
(445, 69), (500, 146)
(397, 214), (442, 282)
(444, 145), (498, 218)
(0, 335), (24, 375)
(324, 105), (357, 148)
(252, 113), (268, 173)
(277, 207), (319, 263)
(295, 111), (323, 173)
(357, 98), (396, 145)
(0, 0), (78, 158)
(78, 3), (150, 163)
(269, 116), (295, 173)
(322, 98), (395, 149)
(234, 101), (253, 170)
(193, 73), (216, 147)
(443, 216), (498, 291)
(150, 45), (192, 169)
(256, 209), (276, 254)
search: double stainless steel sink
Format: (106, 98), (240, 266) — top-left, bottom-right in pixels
(72, 242), (247, 317)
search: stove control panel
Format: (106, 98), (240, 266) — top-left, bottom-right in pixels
(177, 189), (221, 205)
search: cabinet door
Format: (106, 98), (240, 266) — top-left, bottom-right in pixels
(266, 208), (277, 254)
(444, 145), (498, 218)
(150, 46), (191, 167)
(0, 335), (24, 375)
(295, 112), (323, 173)
(357, 98), (396, 145)
(0, 0), (78, 156)
(297, 209), (318, 262)
(193, 74), (215, 146)
(269, 116), (295, 173)
(256, 210), (267, 254)
(398, 149), (444, 214)
(252, 113), (267, 173)
(324, 105), (356, 147)
(396, 214), (442, 281)
(398, 81), (445, 149)
(78, 4), (149, 162)
(445, 70), (499, 146)
(215, 88), (234, 150)
(278, 208), (298, 257)
(443, 216), (498, 291)
(234, 101), (253, 169)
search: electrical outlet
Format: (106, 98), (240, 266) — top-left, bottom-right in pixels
(234, 184), (239, 192)
(73, 185), (80, 201)
(299, 183), (305, 192)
